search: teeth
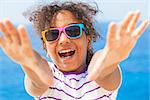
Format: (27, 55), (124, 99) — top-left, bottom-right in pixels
(59, 49), (74, 54)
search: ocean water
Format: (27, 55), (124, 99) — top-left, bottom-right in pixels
(0, 22), (149, 100)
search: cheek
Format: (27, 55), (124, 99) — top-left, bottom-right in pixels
(79, 41), (88, 51)
(76, 38), (88, 57)
(46, 43), (57, 58)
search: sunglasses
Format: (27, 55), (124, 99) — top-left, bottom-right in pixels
(42, 23), (88, 42)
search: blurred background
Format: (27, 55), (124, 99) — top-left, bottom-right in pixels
(0, 0), (149, 100)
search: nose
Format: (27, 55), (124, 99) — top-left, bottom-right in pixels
(58, 32), (70, 45)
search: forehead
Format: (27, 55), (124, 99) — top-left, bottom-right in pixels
(51, 10), (80, 27)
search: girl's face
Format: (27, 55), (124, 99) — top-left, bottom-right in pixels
(45, 10), (90, 72)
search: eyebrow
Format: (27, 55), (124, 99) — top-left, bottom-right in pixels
(50, 22), (80, 28)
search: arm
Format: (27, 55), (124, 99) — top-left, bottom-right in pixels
(88, 50), (121, 91)
(88, 11), (148, 91)
(0, 19), (54, 96)
(22, 53), (54, 96)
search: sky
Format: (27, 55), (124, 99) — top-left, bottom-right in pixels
(0, 0), (149, 24)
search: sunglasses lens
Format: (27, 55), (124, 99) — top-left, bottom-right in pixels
(45, 29), (59, 41)
(65, 26), (80, 38)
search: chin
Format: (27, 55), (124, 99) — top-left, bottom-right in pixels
(58, 62), (79, 71)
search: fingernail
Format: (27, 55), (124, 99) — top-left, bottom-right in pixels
(18, 24), (25, 29)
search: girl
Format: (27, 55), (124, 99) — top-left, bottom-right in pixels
(0, 1), (148, 100)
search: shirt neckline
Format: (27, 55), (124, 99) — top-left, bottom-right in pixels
(54, 64), (88, 75)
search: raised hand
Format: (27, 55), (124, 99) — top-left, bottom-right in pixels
(0, 19), (53, 87)
(88, 11), (149, 81)
(0, 19), (38, 67)
(105, 11), (148, 62)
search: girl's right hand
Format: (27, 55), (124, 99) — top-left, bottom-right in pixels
(0, 19), (39, 67)
(0, 19), (53, 87)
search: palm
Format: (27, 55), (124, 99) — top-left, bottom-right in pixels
(105, 11), (148, 62)
(0, 19), (53, 86)
(0, 19), (38, 68)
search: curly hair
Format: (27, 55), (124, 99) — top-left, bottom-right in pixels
(23, 1), (101, 65)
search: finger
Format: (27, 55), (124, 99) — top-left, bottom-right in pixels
(132, 20), (149, 39)
(119, 12), (134, 36)
(107, 22), (117, 40)
(127, 11), (141, 34)
(0, 36), (5, 47)
(0, 21), (12, 43)
(17, 25), (32, 49)
(3, 19), (21, 45)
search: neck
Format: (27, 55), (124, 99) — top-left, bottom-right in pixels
(57, 64), (87, 75)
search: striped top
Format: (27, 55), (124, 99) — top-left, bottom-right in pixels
(35, 62), (122, 100)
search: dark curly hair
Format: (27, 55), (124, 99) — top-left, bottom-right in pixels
(23, 1), (101, 65)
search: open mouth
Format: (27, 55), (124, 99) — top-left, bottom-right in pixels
(58, 49), (75, 59)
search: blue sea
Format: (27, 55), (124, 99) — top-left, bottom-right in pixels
(0, 22), (149, 100)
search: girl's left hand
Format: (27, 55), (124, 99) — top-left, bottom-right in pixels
(105, 11), (148, 62)
(88, 11), (149, 81)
